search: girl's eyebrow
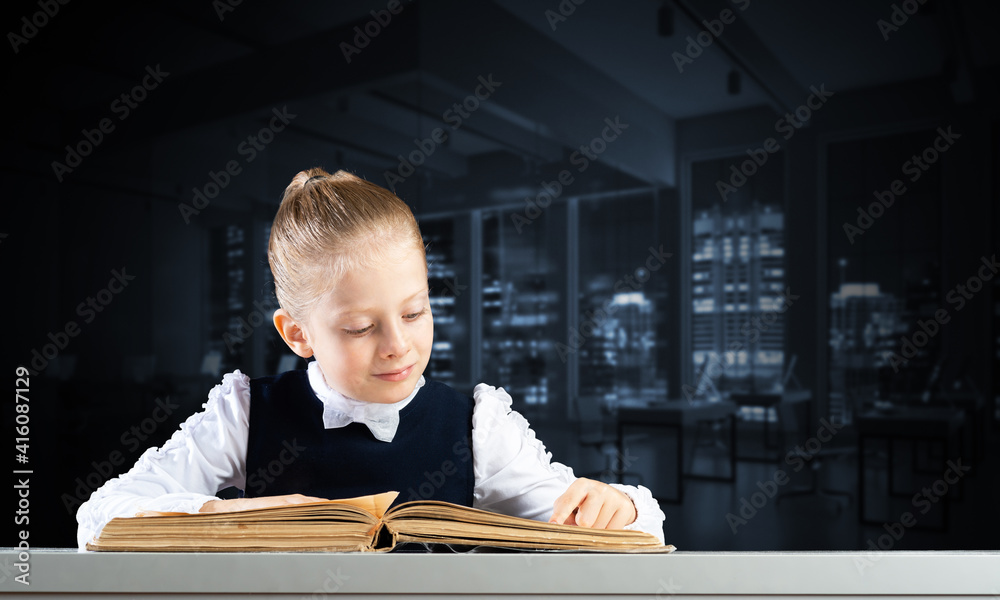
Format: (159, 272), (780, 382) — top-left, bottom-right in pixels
(332, 288), (429, 319)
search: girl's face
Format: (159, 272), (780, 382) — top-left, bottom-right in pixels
(303, 244), (433, 404)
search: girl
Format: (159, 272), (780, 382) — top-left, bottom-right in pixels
(76, 168), (665, 549)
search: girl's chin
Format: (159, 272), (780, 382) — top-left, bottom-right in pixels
(362, 376), (421, 403)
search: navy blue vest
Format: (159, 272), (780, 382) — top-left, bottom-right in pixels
(245, 369), (474, 508)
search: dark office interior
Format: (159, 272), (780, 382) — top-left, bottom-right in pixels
(2, 0), (998, 551)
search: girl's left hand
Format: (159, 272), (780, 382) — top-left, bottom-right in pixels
(548, 477), (637, 530)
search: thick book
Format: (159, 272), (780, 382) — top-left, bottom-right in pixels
(87, 491), (674, 553)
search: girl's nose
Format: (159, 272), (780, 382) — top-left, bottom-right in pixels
(379, 321), (410, 358)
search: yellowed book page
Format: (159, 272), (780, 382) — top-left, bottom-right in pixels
(390, 500), (654, 535)
(135, 491), (399, 519)
(384, 501), (668, 551)
(392, 531), (675, 553)
(89, 512), (384, 552)
(325, 490), (398, 519)
(88, 533), (372, 552)
(389, 518), (659, 543)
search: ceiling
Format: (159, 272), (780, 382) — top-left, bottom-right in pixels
(5, 0), (998, 200)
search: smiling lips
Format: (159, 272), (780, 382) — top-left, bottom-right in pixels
(373, 364), (414, 382)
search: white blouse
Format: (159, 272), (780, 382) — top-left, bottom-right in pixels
(76, 362), (666, 549)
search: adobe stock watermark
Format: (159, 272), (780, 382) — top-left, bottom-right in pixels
(405, 439), (472, 502)
(436, 277), (468, 298)
(26, 267), (136, 376)
(854, 458), (971, 574)
(51, 65), (170, 182)
(213, 0), (243, 21)
(246, 439), (307, 495)
(725, 417), (844, 534)
(13, 366), (31, 585)
(555, 245), (672, 362)
(61, 396), (180, 514)
(682, 288), (800, 402)
(655, 577), (683, 599)
(597, 447), (641, 483)
(383, 73), (502, 189)
(876, 0), (928, 42)
(178, 105), (296, 223)
(672, 0), (752, 73)
(544, 0), (587, 31)
(13, 468), (30, 585)
(886, 254), (997, 372)
(305, 567), (351, 600)
(340, 0), (412, 63)
(511, 116), (629, 233)
(843, 126), (960, 245)
(223, 300), (274, 355)
(0, 556), (17, 584)
(716, 85), (834, 201)
(7, 0), (70, 55)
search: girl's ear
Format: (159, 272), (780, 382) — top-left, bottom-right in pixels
(273, 308), (314, 358)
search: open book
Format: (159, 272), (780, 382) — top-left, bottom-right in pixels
(87, 491), (674, 553)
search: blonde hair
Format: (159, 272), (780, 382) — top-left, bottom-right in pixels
(268, 168), (425, 322)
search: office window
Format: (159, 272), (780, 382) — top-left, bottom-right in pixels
(577, 193), (669, 407)
(258, 222), (287, 375)
(995, 125), (1000, 424)
(207, 223), (249, 374)
(481, 207), (566, 416)
(207, 218), (290, 378)
(826, 131), (942, 424)
(421, 217), (471, 387)
(690, 154), (787, 419)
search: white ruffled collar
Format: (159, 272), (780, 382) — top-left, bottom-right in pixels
(305, 360), (424, 442)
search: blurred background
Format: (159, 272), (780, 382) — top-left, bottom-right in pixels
(1, 0), (998, 550)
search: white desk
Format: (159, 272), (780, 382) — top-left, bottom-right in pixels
(2, 549), (998, 598)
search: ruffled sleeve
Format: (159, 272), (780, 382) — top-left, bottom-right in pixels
(609, 482), (667, 543)
(471, 383), (665, 543)
(75, 370), (252, 550)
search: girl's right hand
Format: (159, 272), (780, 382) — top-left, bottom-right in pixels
(199, 493), (329, 513)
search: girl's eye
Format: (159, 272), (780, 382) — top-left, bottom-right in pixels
(343, 308), (426, 335)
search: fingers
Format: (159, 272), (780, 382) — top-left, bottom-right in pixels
(549, 478), (590, 524)
(550, 478), (637, 530)
(200, 494), (330, 513)
(575, 487), (623, 529)
(284, 494), (328, 504)
(606, 501), (637, 529)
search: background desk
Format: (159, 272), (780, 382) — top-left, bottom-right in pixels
(856, 406), (966, 530)
(729, 389), (812, 460)
(617, 400), (737, 502)
(2, 549), (999, 598)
